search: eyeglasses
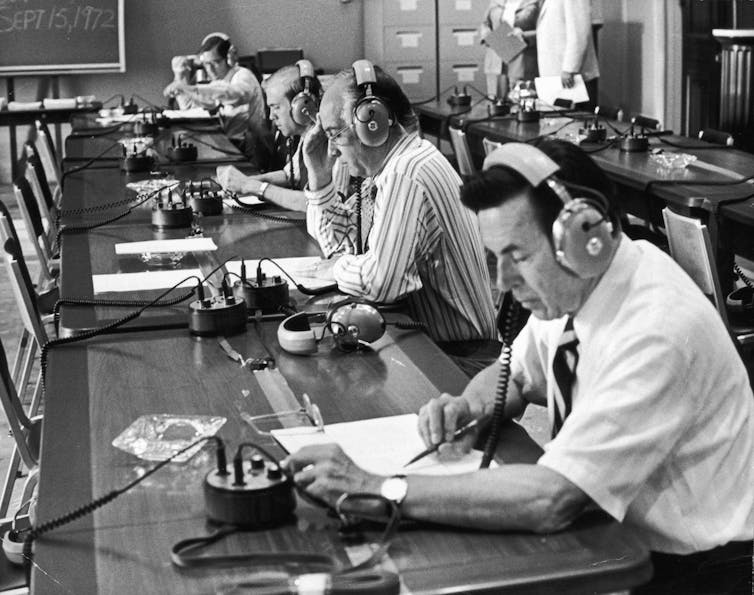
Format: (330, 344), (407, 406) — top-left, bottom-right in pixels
(200, 57), (225, 67)
(322, 122), (353, 145)
(239, 392), (325, 436)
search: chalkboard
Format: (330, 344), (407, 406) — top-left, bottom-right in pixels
(0, 0), (124, 75)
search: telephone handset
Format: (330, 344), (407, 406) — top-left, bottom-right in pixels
(480, 292), (524, 468)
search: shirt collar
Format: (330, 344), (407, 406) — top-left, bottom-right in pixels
(372, 132), (420, 189)
(572, 234), (639, 342)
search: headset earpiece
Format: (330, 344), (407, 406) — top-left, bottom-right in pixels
(351, 59), (393, 147)
(290, 59), (319, 126)
(277, 300), (386, 355)
(226, 43), (237, 67)
(482, 143), (618, 279)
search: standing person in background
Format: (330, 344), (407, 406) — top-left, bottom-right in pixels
(163, 33), (275, 171)
(536, 0), (599, 108)
(480, 0), (539, 98)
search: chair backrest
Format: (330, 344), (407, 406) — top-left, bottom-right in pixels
(698, 128), (736, 147)
(0, 334), (39, 468)
(25, 141), (57, 212)
(0, 200), (49, 347)
(448, 126), (475, 178)
(482, 137), (504, 157)
(34, 119), (62, 187)
(662, 207), (729, 326)
(13, 176), (56, 282)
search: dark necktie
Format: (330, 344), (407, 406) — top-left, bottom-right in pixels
(551, 317), (579, 438)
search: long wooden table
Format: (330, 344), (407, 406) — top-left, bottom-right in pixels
(35, 323), (651, 594)
(31, 128), (653, 594)
(416, 101), (754, 290)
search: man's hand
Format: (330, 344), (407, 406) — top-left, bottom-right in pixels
(163, 80), (190, 99)
(561, 71), (576, 89)
(216, 164), (258, 194)
(283, 443), (382, 507)
(302, 120), (335, 191)
(417, 394), (478, 457)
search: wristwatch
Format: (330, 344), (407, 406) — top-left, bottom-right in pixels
(257, 181), (270, 199)
(380, 474), (408, 507)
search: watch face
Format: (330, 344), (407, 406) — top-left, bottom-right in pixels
(381, 476), (408, 504)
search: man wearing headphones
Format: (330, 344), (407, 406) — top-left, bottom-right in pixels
(216, 61), (346, 211)
(301, 60), (497, 351)
(285, 140), (753, 594)
(163, 33), (272, 169)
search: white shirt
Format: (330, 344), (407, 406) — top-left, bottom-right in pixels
(510, 237), (754, 553)
(305, 133), (497, 343)
(536, 0), (599, 80)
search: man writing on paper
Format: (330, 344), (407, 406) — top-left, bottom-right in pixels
(300, 60), (497, 361)
(285, 140), (754, 594)
(163, 33), (273, 170)
(216, 61), (349, 212)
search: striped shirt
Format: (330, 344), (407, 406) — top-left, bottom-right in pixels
(305, 133), (496, 343)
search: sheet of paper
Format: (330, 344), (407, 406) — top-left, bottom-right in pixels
(225, 257), (334, 290)
(484, 20), (527, 64)
(114, 238), (217, 255)
(273, 413), (487, 476)
(534, 74), (589, 108)
(161, 108), (215, 120)
(224, 194), (264, 208)
(92, 269), (201, 293)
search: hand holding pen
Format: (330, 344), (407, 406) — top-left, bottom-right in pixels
(404, 419), (479, 467)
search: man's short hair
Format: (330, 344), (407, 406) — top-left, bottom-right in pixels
(199, 35), (231, 59)
(332, 65), (418, 131)
(460, 139), (621, 242)
(263, 64), (323, 104)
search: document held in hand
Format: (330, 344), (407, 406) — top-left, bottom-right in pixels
(483, 20), (527, 64)
(534, 74), (590, 108)
(272, 413), (488, 476)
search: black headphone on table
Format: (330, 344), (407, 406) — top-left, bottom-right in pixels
(482, 143), (618, 279)
(290, 59), (319, 126)
(351, 59), (394, 147)
(277, 299), (387, 355)
(201, 32), (237, 67)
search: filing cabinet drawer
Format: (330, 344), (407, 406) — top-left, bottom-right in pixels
(439, 25), (484, 62)
(383, 25), (436, 62)
(382, 0), (436, 26)
(384, 61), (437, 102)
(439, 60), (485, 96)
(438, 0), (489, 26)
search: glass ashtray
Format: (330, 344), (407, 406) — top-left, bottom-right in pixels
(649, 152), (697, 170)
(139, 251), (185, 268)
(112, 414), (227, 462)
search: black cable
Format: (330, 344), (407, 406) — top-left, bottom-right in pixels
(480, 296), (521, 468)
(257, 257), (338, 296)
(524, 117), (580, 144)
(129, 93), (165, 111)
(410, 84), (460, 106)
(460, 112), (516, 133)
(735, 263), (754, 290)
(22, 435), (225, 581)
(59, 140), (124, 190)
(68, 119), (134, 138)
(228, 193), (307, 226)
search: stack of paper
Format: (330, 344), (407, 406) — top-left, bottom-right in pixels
(114, 238), (218, 255)
(272, 413), (487, 476)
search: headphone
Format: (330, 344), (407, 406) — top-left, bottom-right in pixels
(482, 143), (618, 278)
(351, 59), (394, 147)
(277, 299), (387, 355)
(290, 59), (319, 126)
(201, 32), (237, 67)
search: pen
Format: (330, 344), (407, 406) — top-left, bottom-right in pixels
(403, 419), (480, 468)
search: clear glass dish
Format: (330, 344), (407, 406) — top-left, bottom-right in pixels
(649, 152), (697, 170)
(112, 414), (227, 462)
(139, 251), (185, 268)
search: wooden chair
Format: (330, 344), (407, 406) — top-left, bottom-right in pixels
(12, 176), (58, 286)
(448, 125), (475, 179)
(662, 207), (754, 348)
(34, 119), (62, 192)
(0, 204), (48, 517)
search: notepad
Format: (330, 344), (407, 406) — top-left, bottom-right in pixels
(225, 257), (335, 290)
(92, 269), (201, 293)
(272, 413), (488, 476)
(483, 20), (527, 64)
(114, 238), (217, 255)
(534, 74), (589, 108)
(162, 108), (215, 120)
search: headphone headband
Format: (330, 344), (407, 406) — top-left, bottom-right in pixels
(201, 32), (230, 45)
(482, 143), (560, 188)
(296, 59), (315, 80)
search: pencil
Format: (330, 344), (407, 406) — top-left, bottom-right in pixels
(403, 419), (480, 467)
